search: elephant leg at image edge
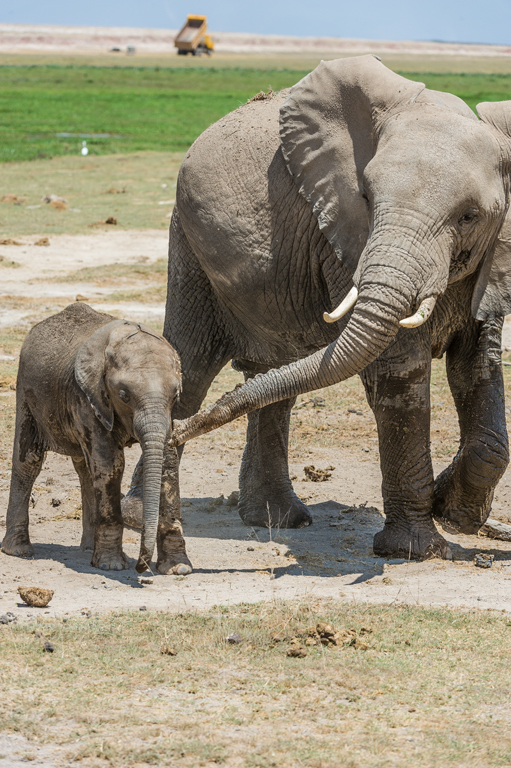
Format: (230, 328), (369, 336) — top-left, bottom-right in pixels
(238, 367), (312, 528)
(155, 445), (192, 575)
(361, 329), (451, 560)
(1, 406), (45, 558)
(432, 317), (509, 534)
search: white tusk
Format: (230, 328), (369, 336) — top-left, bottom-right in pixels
(399, 296), (437, 328)
(323, 286), (358, 323)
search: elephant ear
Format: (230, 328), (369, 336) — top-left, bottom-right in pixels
(471, 101), (511, 320)
(279, 55), (425, 273)
(472, 207), (511, 320)
(75, 319), (130, 431)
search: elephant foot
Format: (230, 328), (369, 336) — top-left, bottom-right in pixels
(121, 490), (143, 530)
(238, 492), (312, 529)
(156, 524), (192, 575)
(157, 554), (193, 576)
(373, 522), (452, 561)
(432, 465), (492, 535)
(1, 536), (34, 559)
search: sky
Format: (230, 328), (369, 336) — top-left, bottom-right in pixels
(2, 0), (511, 47)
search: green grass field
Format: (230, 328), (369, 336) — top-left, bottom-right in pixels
(1, 65), (511, 163)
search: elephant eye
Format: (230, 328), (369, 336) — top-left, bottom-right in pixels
(119, 389), (130, 404)
(458, 210), (478, 229)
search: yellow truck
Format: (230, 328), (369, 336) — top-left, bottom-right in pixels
(174, 15), (214, 56)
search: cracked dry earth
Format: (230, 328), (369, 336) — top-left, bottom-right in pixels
(0, 230), (511, 621)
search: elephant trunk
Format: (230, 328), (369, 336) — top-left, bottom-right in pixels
(172, 231), (448, 446)
(133, 403), (170, 573)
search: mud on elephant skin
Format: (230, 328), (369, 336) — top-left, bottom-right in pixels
(130, 55), (511, 561)
(1, 302), (192, 576)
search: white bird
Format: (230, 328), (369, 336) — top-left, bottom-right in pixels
(81, 141), (89, 156)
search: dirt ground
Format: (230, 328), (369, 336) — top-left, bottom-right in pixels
(0, 230), (510, 626)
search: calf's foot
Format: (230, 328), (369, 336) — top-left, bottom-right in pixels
(373, 521), (452, 561)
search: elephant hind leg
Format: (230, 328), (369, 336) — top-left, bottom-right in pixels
(433, 317), (509, 534)
(2, 403), (46, 558)
(123, 206), (234, 526)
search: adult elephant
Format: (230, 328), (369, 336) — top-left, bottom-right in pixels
(126, 55), (511, 561)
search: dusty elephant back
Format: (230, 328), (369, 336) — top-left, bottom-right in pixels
(18, 303), (117, 403)
(174, 89), (343, 357)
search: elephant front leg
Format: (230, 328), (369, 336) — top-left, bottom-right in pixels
(238, 381), (312, 529)
(85, 445), (129, 571)
(156, 445), (192, 575)
(361, 332), (451, 561)
(433, 317), (509, 534)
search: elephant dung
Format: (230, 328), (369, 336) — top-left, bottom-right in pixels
(303, 465), (334, 482)
(18, 586), (54, 608)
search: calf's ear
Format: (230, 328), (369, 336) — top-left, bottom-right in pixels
(75, 319), (127, 431)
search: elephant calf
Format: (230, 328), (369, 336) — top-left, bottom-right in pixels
(1, 303), (192, 575)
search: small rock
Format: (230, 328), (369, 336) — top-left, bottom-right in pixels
(138, 574), (154, 585)
(43, 641), (54, 653)
(0, 614), (11, 625)
(18, 586), (54, 608)
(139, 605), (148, 611)
(474, 553), (494, 569)
(247, 545), (255, 551)
(91, 585), (99, 590)
(105, 216), (117, 225)
(161, 645), (177, 656)
(51, 498), (61, 507)
(226, 633), (242, 644)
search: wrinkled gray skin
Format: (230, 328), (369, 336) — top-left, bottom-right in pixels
(1, 303), (192, 575)
(126, 56), (511, 561)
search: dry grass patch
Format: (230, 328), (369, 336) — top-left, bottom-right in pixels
(0, 601), (510, 767)
(0, 152), (181, 236)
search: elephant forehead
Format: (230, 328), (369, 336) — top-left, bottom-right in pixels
(369, 110), (503, 206)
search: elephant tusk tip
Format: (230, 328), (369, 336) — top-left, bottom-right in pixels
(323, 286), (358, 324)
(399, 296), (437, 329)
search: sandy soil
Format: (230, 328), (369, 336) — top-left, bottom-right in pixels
(0, 230), (510, 627)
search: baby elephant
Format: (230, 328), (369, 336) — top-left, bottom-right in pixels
(1, 303), (192, 575)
